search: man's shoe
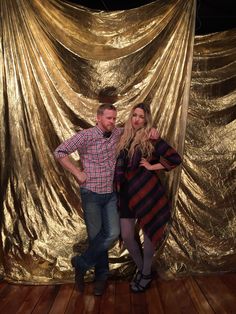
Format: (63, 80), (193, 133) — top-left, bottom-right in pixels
(93, 280), (107, 296)
(71, 256), (85, 293)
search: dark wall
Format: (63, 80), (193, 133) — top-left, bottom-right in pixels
(66, 0), (236, 35)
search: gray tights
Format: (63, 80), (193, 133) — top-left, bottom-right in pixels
(120, 218), (155, 276)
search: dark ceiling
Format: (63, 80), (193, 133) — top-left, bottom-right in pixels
(66, 0), (236, 35)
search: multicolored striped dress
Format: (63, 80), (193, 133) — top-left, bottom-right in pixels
(114, 138), (182, 248)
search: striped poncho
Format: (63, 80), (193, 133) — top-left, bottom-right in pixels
(114, 138), (182, 248)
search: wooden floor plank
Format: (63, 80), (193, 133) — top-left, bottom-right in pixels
(145, 279), (164, 314)
(0, 282), (6, 290)
(195, 275), (236, 314)
(82, 283), (101, 314)
(184, 276), (214, 314)
(49, 284), (74, 314)
(130, 288), (147, 314)
(158, 277), (198, 314)
(65, 282), (101, 314)
(171, 277), (201, 314)
(99, 281), (116, 314)
(220, 273), (236, 295)
(65, 284), (85, 314)
(114, 281), (131, 314)
(31, 285), (60, 314)
(0, 285), (32, 313)
(0, 274), (235, 314)
(16, 285), (47, 314)
(0, 282), (13, 300)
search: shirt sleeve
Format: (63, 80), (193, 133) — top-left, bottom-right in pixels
(54, 131), (86, 159)
(154, 138), (182, 171)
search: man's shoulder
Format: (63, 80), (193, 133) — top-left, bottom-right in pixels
(76, 126), (96, 136)
(76, 126), (122, 138)
(113, 127), (123, 136)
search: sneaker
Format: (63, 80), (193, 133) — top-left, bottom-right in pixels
(93, 280), (107, 296)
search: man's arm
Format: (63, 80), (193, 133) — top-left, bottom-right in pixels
(57, 156), (87, 184)
(54, 131), (87, 184)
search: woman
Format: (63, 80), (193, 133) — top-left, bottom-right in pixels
(114, 103), (182, 293)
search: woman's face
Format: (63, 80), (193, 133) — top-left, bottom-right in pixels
(131, 108), (146, 130)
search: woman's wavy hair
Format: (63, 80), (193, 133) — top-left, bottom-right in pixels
(116, 103), (154, 159)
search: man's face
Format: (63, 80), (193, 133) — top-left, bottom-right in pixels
(97, 109), (117, 132)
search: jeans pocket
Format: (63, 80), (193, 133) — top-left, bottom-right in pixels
(80, 187), (92, 196)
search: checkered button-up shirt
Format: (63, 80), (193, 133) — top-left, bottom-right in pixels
(54, 126), (123, 193)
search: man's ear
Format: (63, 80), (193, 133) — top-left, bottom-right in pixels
(96, 114), (101, 123)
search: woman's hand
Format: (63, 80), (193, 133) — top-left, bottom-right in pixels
(140, 158), (153, 170)
(140, 159), (165, 171)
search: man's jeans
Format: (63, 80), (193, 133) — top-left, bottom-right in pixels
(77, 188), (120, 281)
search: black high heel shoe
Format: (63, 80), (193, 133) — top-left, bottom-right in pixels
(130, 269), (142, 287)
(131, 273), (153, 293)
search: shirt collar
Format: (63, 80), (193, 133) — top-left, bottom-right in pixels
(95, 126), (104, 135)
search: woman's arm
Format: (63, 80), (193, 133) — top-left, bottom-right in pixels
(154, 138), (182, 171)
(139, 158), (165, 171)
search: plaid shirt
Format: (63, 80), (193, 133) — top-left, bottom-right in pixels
(54, 126), (123, 193)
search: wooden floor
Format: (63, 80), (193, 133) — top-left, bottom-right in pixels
(0, 273), (236, 313)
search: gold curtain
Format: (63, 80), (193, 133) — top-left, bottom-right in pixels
(157, 29), (236, 277)
(3, 0), (233, 285)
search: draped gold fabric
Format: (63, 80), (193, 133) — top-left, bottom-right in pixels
(1, 0), (234, 284)
(157, 29), (236, 277)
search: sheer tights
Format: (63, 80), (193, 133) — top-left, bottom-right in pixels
(120, 218), (155, 287)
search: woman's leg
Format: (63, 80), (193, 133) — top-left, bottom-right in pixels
(132, 232), (154, 290)
(142, 233), (155, 276)
(120, 218), (143, 272)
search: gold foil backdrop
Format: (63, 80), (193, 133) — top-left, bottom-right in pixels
(4, 0), (233, 285)
(157, 29), (236, 277)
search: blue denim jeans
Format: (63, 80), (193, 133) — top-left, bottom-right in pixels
(77, 188), (120, 281)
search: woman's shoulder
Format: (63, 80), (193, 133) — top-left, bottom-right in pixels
(149, 138), (162, 146)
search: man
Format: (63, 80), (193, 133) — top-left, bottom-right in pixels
(54, 103), (159, 296)
(54, 103), (122, 296)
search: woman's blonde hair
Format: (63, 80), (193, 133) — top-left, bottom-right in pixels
(116, 103), (154, 159)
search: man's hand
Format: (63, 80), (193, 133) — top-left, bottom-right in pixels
(149, 128), (160, 140)
(57, 156), (87, 184)
(75, 171), (87, 184)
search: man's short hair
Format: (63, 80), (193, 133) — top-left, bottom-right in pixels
(97, 103), (117, 115)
